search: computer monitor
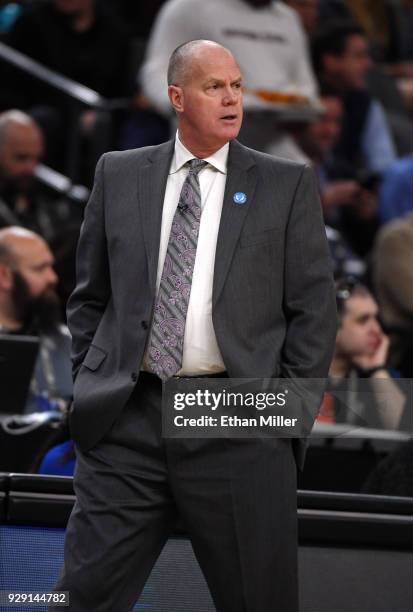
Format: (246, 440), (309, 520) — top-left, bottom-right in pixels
(0, 335), (40, 414)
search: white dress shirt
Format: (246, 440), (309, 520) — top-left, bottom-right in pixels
(145, 134), (228, 375)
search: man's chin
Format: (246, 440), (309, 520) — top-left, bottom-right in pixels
(28, 294), (62, 333)
(219, 123), (241, 142)
(15, 177), (35, 193)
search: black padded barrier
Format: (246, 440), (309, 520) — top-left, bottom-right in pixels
(2, 473), (413, 546)
(1, 474), (413, 612)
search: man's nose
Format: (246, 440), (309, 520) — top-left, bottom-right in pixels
(47, 267), (58, 285)
(223, 87), (238, 105)
(363, 55), (373, 73)
(22, 159), (37, 175)
(370, 319), (381, 335)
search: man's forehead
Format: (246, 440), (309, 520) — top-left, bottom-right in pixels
(202, 71), (242, 83)
(345, 34), (368, 53)
(345, 295), (378, 318)
(188, 46), (240, 77)
(2, 123), (42, 151)
(7, 237), (51, 266)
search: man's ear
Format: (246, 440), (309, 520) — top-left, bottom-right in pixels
(168, 85), (184, 113)
(0, 263), (12, 290)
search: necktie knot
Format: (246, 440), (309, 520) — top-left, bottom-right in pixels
(188, 158), (207, 175)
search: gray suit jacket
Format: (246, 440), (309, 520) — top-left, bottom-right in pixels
(67, 139), (337, 469)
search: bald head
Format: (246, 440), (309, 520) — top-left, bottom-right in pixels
(0, 110), (43, 191)
(167, 39), (243, 158)
(0, 227), (47, 265)
(0, 110), (42, 149)
(167, 40), (237, 87)
(0, 227), (59, 329)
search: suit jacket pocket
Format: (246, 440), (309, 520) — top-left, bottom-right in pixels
(240, 227), (281, 248)
(82, 344), (107, 371)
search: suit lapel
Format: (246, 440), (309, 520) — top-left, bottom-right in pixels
(137, 140), (174, 296)
(137, 138), (257, 304)
(213, 140), (257, 307)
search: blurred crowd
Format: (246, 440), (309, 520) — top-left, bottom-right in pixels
(1, 0), (413, 485)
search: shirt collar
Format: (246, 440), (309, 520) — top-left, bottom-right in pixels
(170, 132), (229, 175)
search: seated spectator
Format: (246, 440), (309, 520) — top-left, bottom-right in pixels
(319, 278), (405, 430)
(140, 0), (319, 154)
(345, 0), (391, 62)
(378, 153), (413, 223)
(0, 110), (79, 243)
(0, 226), (72, 412)
(0, 110), (42, 226)
(289, 1), (413, 156)
(382, 0), (413, 121)
(291, 91), (379, 256)
(333, 1), (413, 157)
(311, 21), (397, 175)
(346, 0), (413, 72)
(292, 92), (359, 213)
(374, 212), (413, 377)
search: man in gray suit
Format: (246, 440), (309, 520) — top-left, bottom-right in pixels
(52, 40), (336, 611)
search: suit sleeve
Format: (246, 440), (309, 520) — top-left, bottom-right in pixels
(66, 154), (111, 381)
(281, 165), (337, 427)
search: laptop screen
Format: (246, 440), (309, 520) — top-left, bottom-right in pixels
(0, 335), (40, 414)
